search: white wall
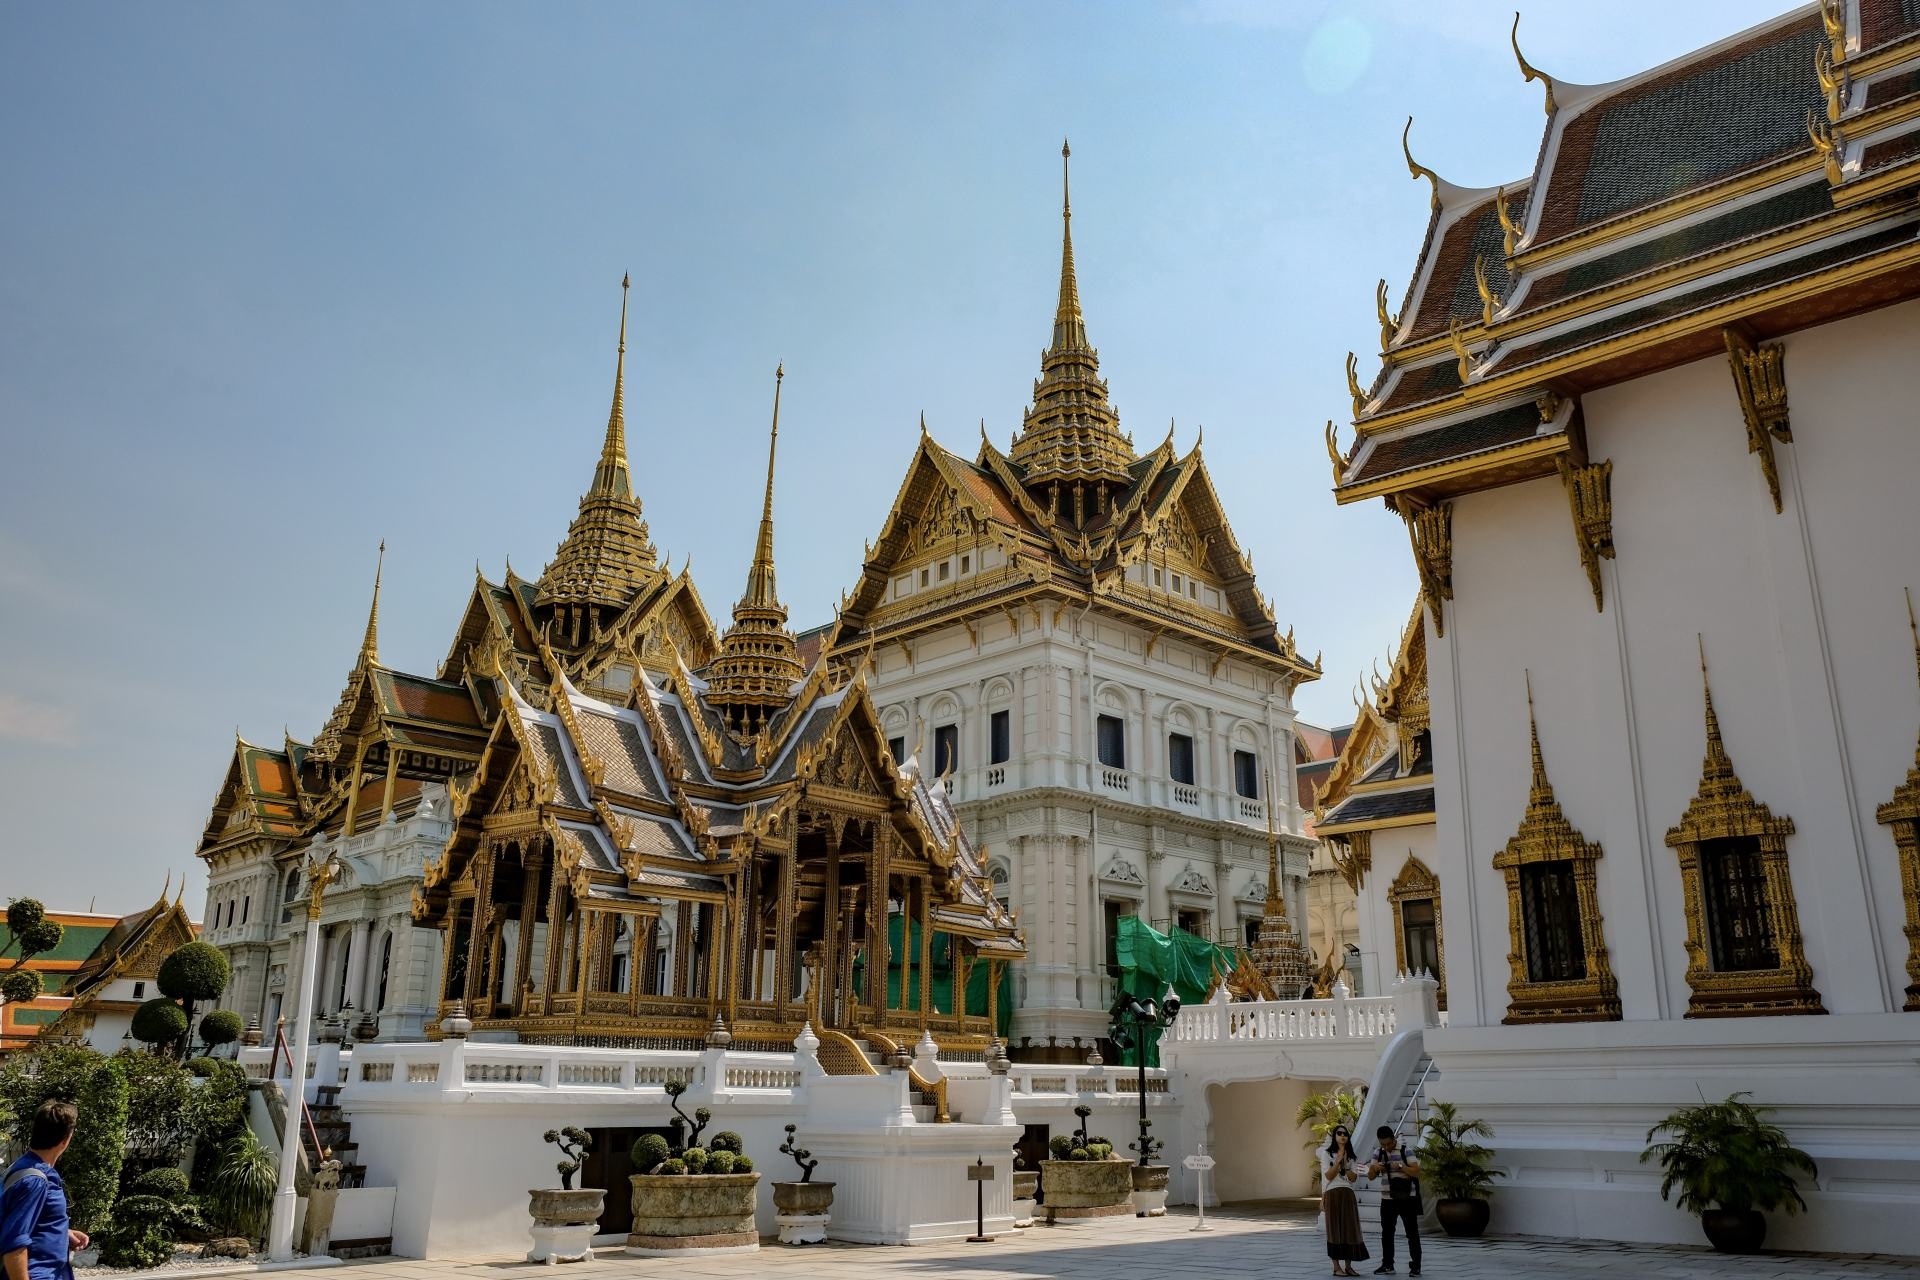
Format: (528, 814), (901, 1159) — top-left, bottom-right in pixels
(1203, 1077), (1319, 1203)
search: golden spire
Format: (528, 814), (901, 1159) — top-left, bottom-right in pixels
(591, 273), (634, 502)
(1526, 671), (1549, 798)
(1054, 139), (1084, 350)
(1248, 768), (1308, 995)
(359, 540), (385, 665)
(1264, 769), (1284, 907)
(739, 364), (784, 615)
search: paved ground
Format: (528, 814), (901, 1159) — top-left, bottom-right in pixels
(348, 1206), (1920, 1280)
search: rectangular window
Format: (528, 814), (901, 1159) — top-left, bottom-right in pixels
(888, 735), (906, 764)
(990, 710), (1011, 764)
(1103, 899), (1132, 976)
(1096, 715), (1126, 769)
(1400, 898), (1439, 978)
(892, 575), (911, 598)
(1171, 573), (1183, 594)
(1189, 581), (1198, 599)
(241, 896), (249, 924)
(1243, 917), (1261, 948)
(1233, 750), (1259, 799)
(1701, 837), (1779, 972)
(1168, 733), (1195, 785)
(960, 554), (971, 574)
(1176, 908), (1209, 939)
(938, 561), (950, 581)
(132, 981), (145, 999)
(933, 724), (958, 778)
(920, 568), (929, 587)
(1519, 861), (1586, 983)
(1153, 568), (1164, 588)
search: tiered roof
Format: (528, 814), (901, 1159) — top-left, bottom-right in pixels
(1331, 1), (1920, 507)
(1315, 603), (1434, 837)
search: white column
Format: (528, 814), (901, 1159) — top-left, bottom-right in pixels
(268, 902), (325, 1261)
(343, 917), (372, 1017)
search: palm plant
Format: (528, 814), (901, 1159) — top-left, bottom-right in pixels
(203, 1130), (277, 1242)
(1294, 1085), (1362, 1180)
(1641, 1092), (1816, 1216)
(1418, 1100), (1500, 1201)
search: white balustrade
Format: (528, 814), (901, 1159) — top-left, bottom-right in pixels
(1100, 768), (1131, 794)
(1165, 994), (1398, 1045)
(985, 765), (1006, 788)
(1173, 784), (1200, 807)
(1007, 1064), (1169, 1097)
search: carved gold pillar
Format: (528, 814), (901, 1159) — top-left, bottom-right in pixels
(464, 846), (494, 1009)
(379, 752), (400, 824)
(774, 835), (797, 1018)
(513, 848), (542, 1015)
(986, 958), (1000, 1038)
(837, 886), (860, 1028)
(708, 898), (728, 1016)
(869, 830), (892, 1020)
(672, 901), (693, 998)
(918, 877), (933, 1029)
(541, 864), (567, 1003)
(821, 822), (843, 1021)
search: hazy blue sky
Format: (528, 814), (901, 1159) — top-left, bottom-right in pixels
(1, 1), (1789, 910)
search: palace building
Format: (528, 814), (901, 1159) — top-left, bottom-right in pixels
(1329, 0), (1920, 1253)
(825, 144), (1322, 1056)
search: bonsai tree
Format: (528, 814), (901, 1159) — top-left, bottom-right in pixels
(662, 1079), (711, 1153)
(631, 1132), (672, 1176)
(1641, 1092), (1815, 1252)
(780, 1124), (819, 1182)
(197, 1009), (244, 1056)
(131, 997), (190, 1053)
(544, 1126), (592, 1191)
(158, 941), (230, 1058)
(1419, 1101), (1501, 1201)
(0, 900), (62, 1009)
(631, 1125), (751, 1178)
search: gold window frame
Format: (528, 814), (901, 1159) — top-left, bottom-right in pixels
(1663, 664), (1823, 1018)
(1387, 855), (1446, 1011)
(1874, 592), (1920, 1011)
(1491, 699), (1620, 1023)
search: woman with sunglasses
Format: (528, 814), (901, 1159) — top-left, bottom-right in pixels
(1320, 1125), (1369, 1277)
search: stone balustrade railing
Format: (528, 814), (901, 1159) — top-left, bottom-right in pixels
(1007, 1064), (1170, 1096)
(323, 1040), (811, 1101)
(1165, 991), (1398, 1045)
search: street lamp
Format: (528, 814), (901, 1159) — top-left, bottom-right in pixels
(267, 850), (343, 1262)
(1107, 983), (1181, 1168)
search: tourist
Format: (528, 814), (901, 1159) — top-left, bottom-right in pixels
(1, 1101), (86, 1280)
(1319, 1125), (1369, 1277)
(1367, 1124), (1421, 1277)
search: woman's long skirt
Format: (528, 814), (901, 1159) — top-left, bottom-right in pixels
(1322, 1185), (1369, 1262)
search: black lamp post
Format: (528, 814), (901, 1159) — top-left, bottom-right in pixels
(1107, 983), (1180, 1167)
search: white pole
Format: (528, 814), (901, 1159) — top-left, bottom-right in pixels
(268, 855), (336, 1262)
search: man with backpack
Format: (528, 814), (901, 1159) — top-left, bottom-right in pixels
(2, 1101), (87, 1280)
(1366, 1123), (1422, 1276)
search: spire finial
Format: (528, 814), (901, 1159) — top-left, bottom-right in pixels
(1698, 635), (1729, 764)
(1264, 768), (1283, 906)
(360, 540), (385, 664)
(1054, 138), (1083, 342)
(1525, 670), (1547, 792)
(590, 274), (634, 501)
(737, 364), (785, 615)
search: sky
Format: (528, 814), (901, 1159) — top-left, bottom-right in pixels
(0, 0), (1791, 912)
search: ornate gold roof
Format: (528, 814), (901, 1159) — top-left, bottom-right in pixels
(704, 366), (804, 734)
(1007, 141), (1134, 491)
(536, 275), (664, 632)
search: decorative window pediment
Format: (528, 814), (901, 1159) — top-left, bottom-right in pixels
(1491, 692), (1620, 1023)
(1170, 865), (1213, 896)
(1099, 854), (1143, 886)
(1387, 855), (1445, 1011)
(1874, 593), (1920, 1012)
(1663, 658), (1823, 1017)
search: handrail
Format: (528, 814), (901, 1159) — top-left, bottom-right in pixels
(1396, 1055), (1435, 1136)
(814, 1028), (879, 1077)
(272, 1023), (329, 1162)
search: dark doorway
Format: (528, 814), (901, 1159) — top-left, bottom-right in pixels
(583, 1125), (674, 1235)
(1017, 1123), (1050, 1203)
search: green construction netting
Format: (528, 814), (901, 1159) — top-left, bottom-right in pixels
(1111, 914), (1239, 1067)
(850, 915), (1014, 1037)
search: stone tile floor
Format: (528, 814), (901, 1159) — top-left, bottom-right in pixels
(346, 1206), (1920, 1279)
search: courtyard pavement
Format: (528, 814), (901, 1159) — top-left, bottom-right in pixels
(343, 1206), (1920, 1280)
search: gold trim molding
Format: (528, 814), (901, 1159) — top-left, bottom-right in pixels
(1387, 854), (1445, 1012)
(1724, 328), (1791, 514)
(1874, 589), (1920, 1011)
(1403, 502), (1453, 638)
(1492, 689), (1620, 1023)
(1557, 458), (1614, 612)
(1329, 830), (1371, 894)
(1663, 652), (1824, 1018)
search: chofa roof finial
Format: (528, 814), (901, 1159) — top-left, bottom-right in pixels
(1402, 117), (1441, 210)
(1510, 12), (1556, 115)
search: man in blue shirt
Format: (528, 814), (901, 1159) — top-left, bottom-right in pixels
(2, 1101), (86, 1280)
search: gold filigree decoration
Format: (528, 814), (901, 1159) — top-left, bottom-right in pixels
(1387, 854), (1445, 1012)
(1724, 329), (1790, 513)
(1329, 830), (1371, 894)
(1663, 648), (1824, 1017)
(1557, 457), (1615, 612)
(1403, 502), (1454, 638)
(1492, 682), (1620, 1023)
(1874, 588), (1920, 1010)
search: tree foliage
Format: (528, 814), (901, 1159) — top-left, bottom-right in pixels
(131, 997), (189, 1049)
(0, 969), (40, 1005)
(3, 899), (63, 966)
(197, 1009), (244, 1051)
(1295, 1084), (1364, 1180)
(157, 942), (230, 1004)
(203, 1131), (276, 1242)
(187, 1059), (251, 1189)
(118, 1052), (195, 1164)
(0, 1044), (127, 1233)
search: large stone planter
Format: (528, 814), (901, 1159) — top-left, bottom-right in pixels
(1130, 1164), (1170, 1217)
(1011, 1170), (1039, 1228)
(527, 1188), (604, 1264)
(1039, 1159), (1134, 1222)
(624, 1173), (761, 1256)
(771, 1181), (834, 1245)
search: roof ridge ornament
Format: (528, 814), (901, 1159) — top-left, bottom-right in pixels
(1325, 420), (1348, 487)
(360, 540), (385, 665)
(1510, 12), (1555, 115)
(1345, 352), (1368, 418)
(1375, 279), (1396, 350)
(1402, 117), (1441, 211)
(1495, 187), (1523, 256)
(1473, 254), (1501, 326)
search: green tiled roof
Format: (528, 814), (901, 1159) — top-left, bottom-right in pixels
(13, 1008), (63, 1026)
(0, 922), (111, 964)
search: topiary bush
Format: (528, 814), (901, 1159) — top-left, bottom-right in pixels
(631, 1132), (671, 1175)
(1, 968), (42, 1006)
(96, 1194), (179, 1268)
(733, 1155), (752, 1174)
(706, 1150), (737, 1175)
(131, 1167), (191, 1200)
(3, 899), (63, 964)
(197, 1009), (244, 1053)
(1049, 1134), (1073, 1159)
(658, 1158), (687, 1176)
(682, 1146), (709, 1173)
(0, 1044), (127, 1234)
(131, 997), (189, 1049)
(709, 1130), (743, 1154)
(157, 942), (230, 1006)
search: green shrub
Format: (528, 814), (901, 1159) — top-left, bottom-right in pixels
(0, 1044), (127, 1234)
(709, 1130), (743, 1154)
(705, 1150), (737, 1175)
(1086, 1142), (1113, 1161)
(733, 1155), (752, 1174)
(119, 1053), (194, 1162)
(197, 1010), (244, 1052)
(1068, 1147), (1090, 1162)
(131, 1167), (191, 1200)
(1642, 1092), (1817, 1216)
(203, 1131), (275, 1241)
(1, 969), (42, 1005)
(96, 1194), (179, 1268)
(1048, 1135), (1073, 1159)
(158, 943), (230, 1005)
(682, 1146), (709, 1173)
(187, 1059), (249, 1189)
(631, 1133), (671, 1175)
(131, 998), (188, 1048)
(658, 1158), (687, 1176)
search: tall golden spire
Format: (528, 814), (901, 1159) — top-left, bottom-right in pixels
(1008, 139), (1134, 494)
(590, 273), (634, 501)
(535, 275), (663, 644)
(359, 540), (385, 665)
(1248, 769), (1309, 995)
(704, 365), (804, 736)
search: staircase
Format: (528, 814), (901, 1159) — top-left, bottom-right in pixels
(305, 1085), (365, 1189)
(1356, 1051), (1440, 1216)
(814, 1028), (955, 1122)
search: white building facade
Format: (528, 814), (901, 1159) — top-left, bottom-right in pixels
(1331, 1), (1920, 1255)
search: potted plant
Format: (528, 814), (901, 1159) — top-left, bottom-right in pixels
(1128, 1122), (1169, 1217)
(1038, 1105), (1132, 1222)
(625, 1081), (759, 1256)
(770, 1124), (833, 1244)
(1011, 1154), (1038, 1228)
(1418, 1101), (1501, 1237)
(526, 1127), (602, 1264)
(1641, 1092), (1817, 1254)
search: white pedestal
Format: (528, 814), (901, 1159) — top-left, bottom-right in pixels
(526, 1224), (596, 1264)
(1012, 1197), (1036, 1228)
(1132, 1189), (1168, 1217)
(775, 1212), (830, 1245)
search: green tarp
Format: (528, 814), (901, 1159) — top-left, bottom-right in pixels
(1110, 915), (1239, 1067)
(850, 915), (1014, 1037)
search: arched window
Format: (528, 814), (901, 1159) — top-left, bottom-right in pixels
(375, 931), (393, 1012)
